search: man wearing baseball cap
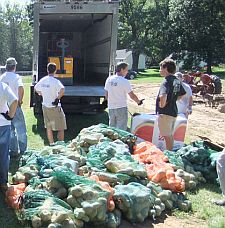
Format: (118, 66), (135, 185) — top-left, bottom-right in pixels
(0, 57), (27, 157)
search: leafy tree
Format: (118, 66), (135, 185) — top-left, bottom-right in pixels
(2, 3), (33, 70)
(0, 6), (10, 65)
(119, 0), (156, 71)
(169, 0), (225, 73)
(118, 0), (174, 69)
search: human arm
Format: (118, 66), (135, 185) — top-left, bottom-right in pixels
(52, 87), (65, 106)
(8, 100), (18, 119)
(1, 84), (18, 120)
(128, 91), (142, 105)
(18, 86), (24, 106)
(159, 94), (167, 108)
(105, 90), (108, 100)
(187, 95), (193, 115)
(57, 87), (64, 99)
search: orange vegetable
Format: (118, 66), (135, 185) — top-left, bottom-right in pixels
(108, 198), (115, 212)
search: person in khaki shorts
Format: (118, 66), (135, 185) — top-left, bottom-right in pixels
(34, 63), (67, 145)
(156, 59), (186, 150)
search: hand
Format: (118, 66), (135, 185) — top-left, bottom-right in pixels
(52, 98), (59, 106)
(187, 109), (192, 115)
(1, 111), (13, 120)
(18, 100), (23, 106)
(138, 99), (145, 105)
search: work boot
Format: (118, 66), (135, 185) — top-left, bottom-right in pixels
(212, 199), (225, 206)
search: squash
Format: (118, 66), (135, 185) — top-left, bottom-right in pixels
(70, 186), (83, 198)
(108, 199), (115, 212)
(151, 171), (166, 183)
(61, 219), (76, 228)
(73, 219), (84, 228)
(82, 189), (95, 200)
(52, 212), (68, 223)
(66, 195), (77, 208)
(154, 205), (162, 217)
(54, 187), (67, 199)
(39, 210), (52, 223)
(164, 200), (173, 210)
(32, 216), (42, 228)
(48, 177), (63, 189)
(74, 208), (85, 220)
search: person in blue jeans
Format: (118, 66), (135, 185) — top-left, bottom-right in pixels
(0, 57), (27, 156)
(0, 82), (18, 191)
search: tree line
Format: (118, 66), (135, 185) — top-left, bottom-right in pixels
(0, 3), (33, 70)
(1, 0), (225, 72)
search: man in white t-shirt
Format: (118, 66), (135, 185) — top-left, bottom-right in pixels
(0, 57), (27, 156)
(175, 72), (193, 117)
(104, 62), (143, 130)
(0, 82), (17, 191)
(34, 62), (67, 145)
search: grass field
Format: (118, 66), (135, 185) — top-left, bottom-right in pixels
(2, 67), (225, 227)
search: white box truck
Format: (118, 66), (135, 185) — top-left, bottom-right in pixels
(30, 0), (119, 113)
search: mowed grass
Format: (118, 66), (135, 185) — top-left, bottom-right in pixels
(22, 77), (109, 149)
(132, 68), (163, 84)
(3, 68), (225, 228)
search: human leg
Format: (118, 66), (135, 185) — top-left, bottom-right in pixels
(12, 107), (27, 153)
(115, 107), (128, 130)
(164, 135), (174, 151)
(108, 109), (116, 128)
(57, 130), (64, 141)
(158, 114), (176, 150)
(46, 128), (54, 144)
(9, 123), (19, 155)
(0, 125), (11, 186)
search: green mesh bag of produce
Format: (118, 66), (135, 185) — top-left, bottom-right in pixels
(164, 150), (184, 169)
(52, 167), (110, 198)
(113, 182), (155, 223)
(78, 123), (137, 151)
(210, 152), (222, 167)
(86, 140), (131, 171)
(19, 150), (40, 168)
(23, 190), (73, 220)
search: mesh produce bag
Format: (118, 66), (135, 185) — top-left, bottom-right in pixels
(113, 182), (155, 223)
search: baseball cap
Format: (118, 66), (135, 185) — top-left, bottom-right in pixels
(5, 57), (17, 66)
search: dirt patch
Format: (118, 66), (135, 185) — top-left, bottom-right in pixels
(128, 82), (225, 144)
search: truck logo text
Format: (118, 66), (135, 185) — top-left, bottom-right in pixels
(71, 5), (83, 10)
(43, 5), (56, 9)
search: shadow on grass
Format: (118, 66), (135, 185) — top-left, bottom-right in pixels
(188, 182), (221, 195)
(32, 111), (109, 145)
(0, 192), (22, 228)
(137, 69), (160, 78)
(119, 210), (171, 228)
(9, 157), (21, 176)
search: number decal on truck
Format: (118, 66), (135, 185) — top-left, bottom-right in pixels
(71, 5), (83, 10)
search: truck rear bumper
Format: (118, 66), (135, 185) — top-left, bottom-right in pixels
(64, 86), (105, 97)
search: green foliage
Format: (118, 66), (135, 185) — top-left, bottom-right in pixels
(0, 3), (33, 70)
(118, 0), (170, 69)
(169, 0), (225, 72)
